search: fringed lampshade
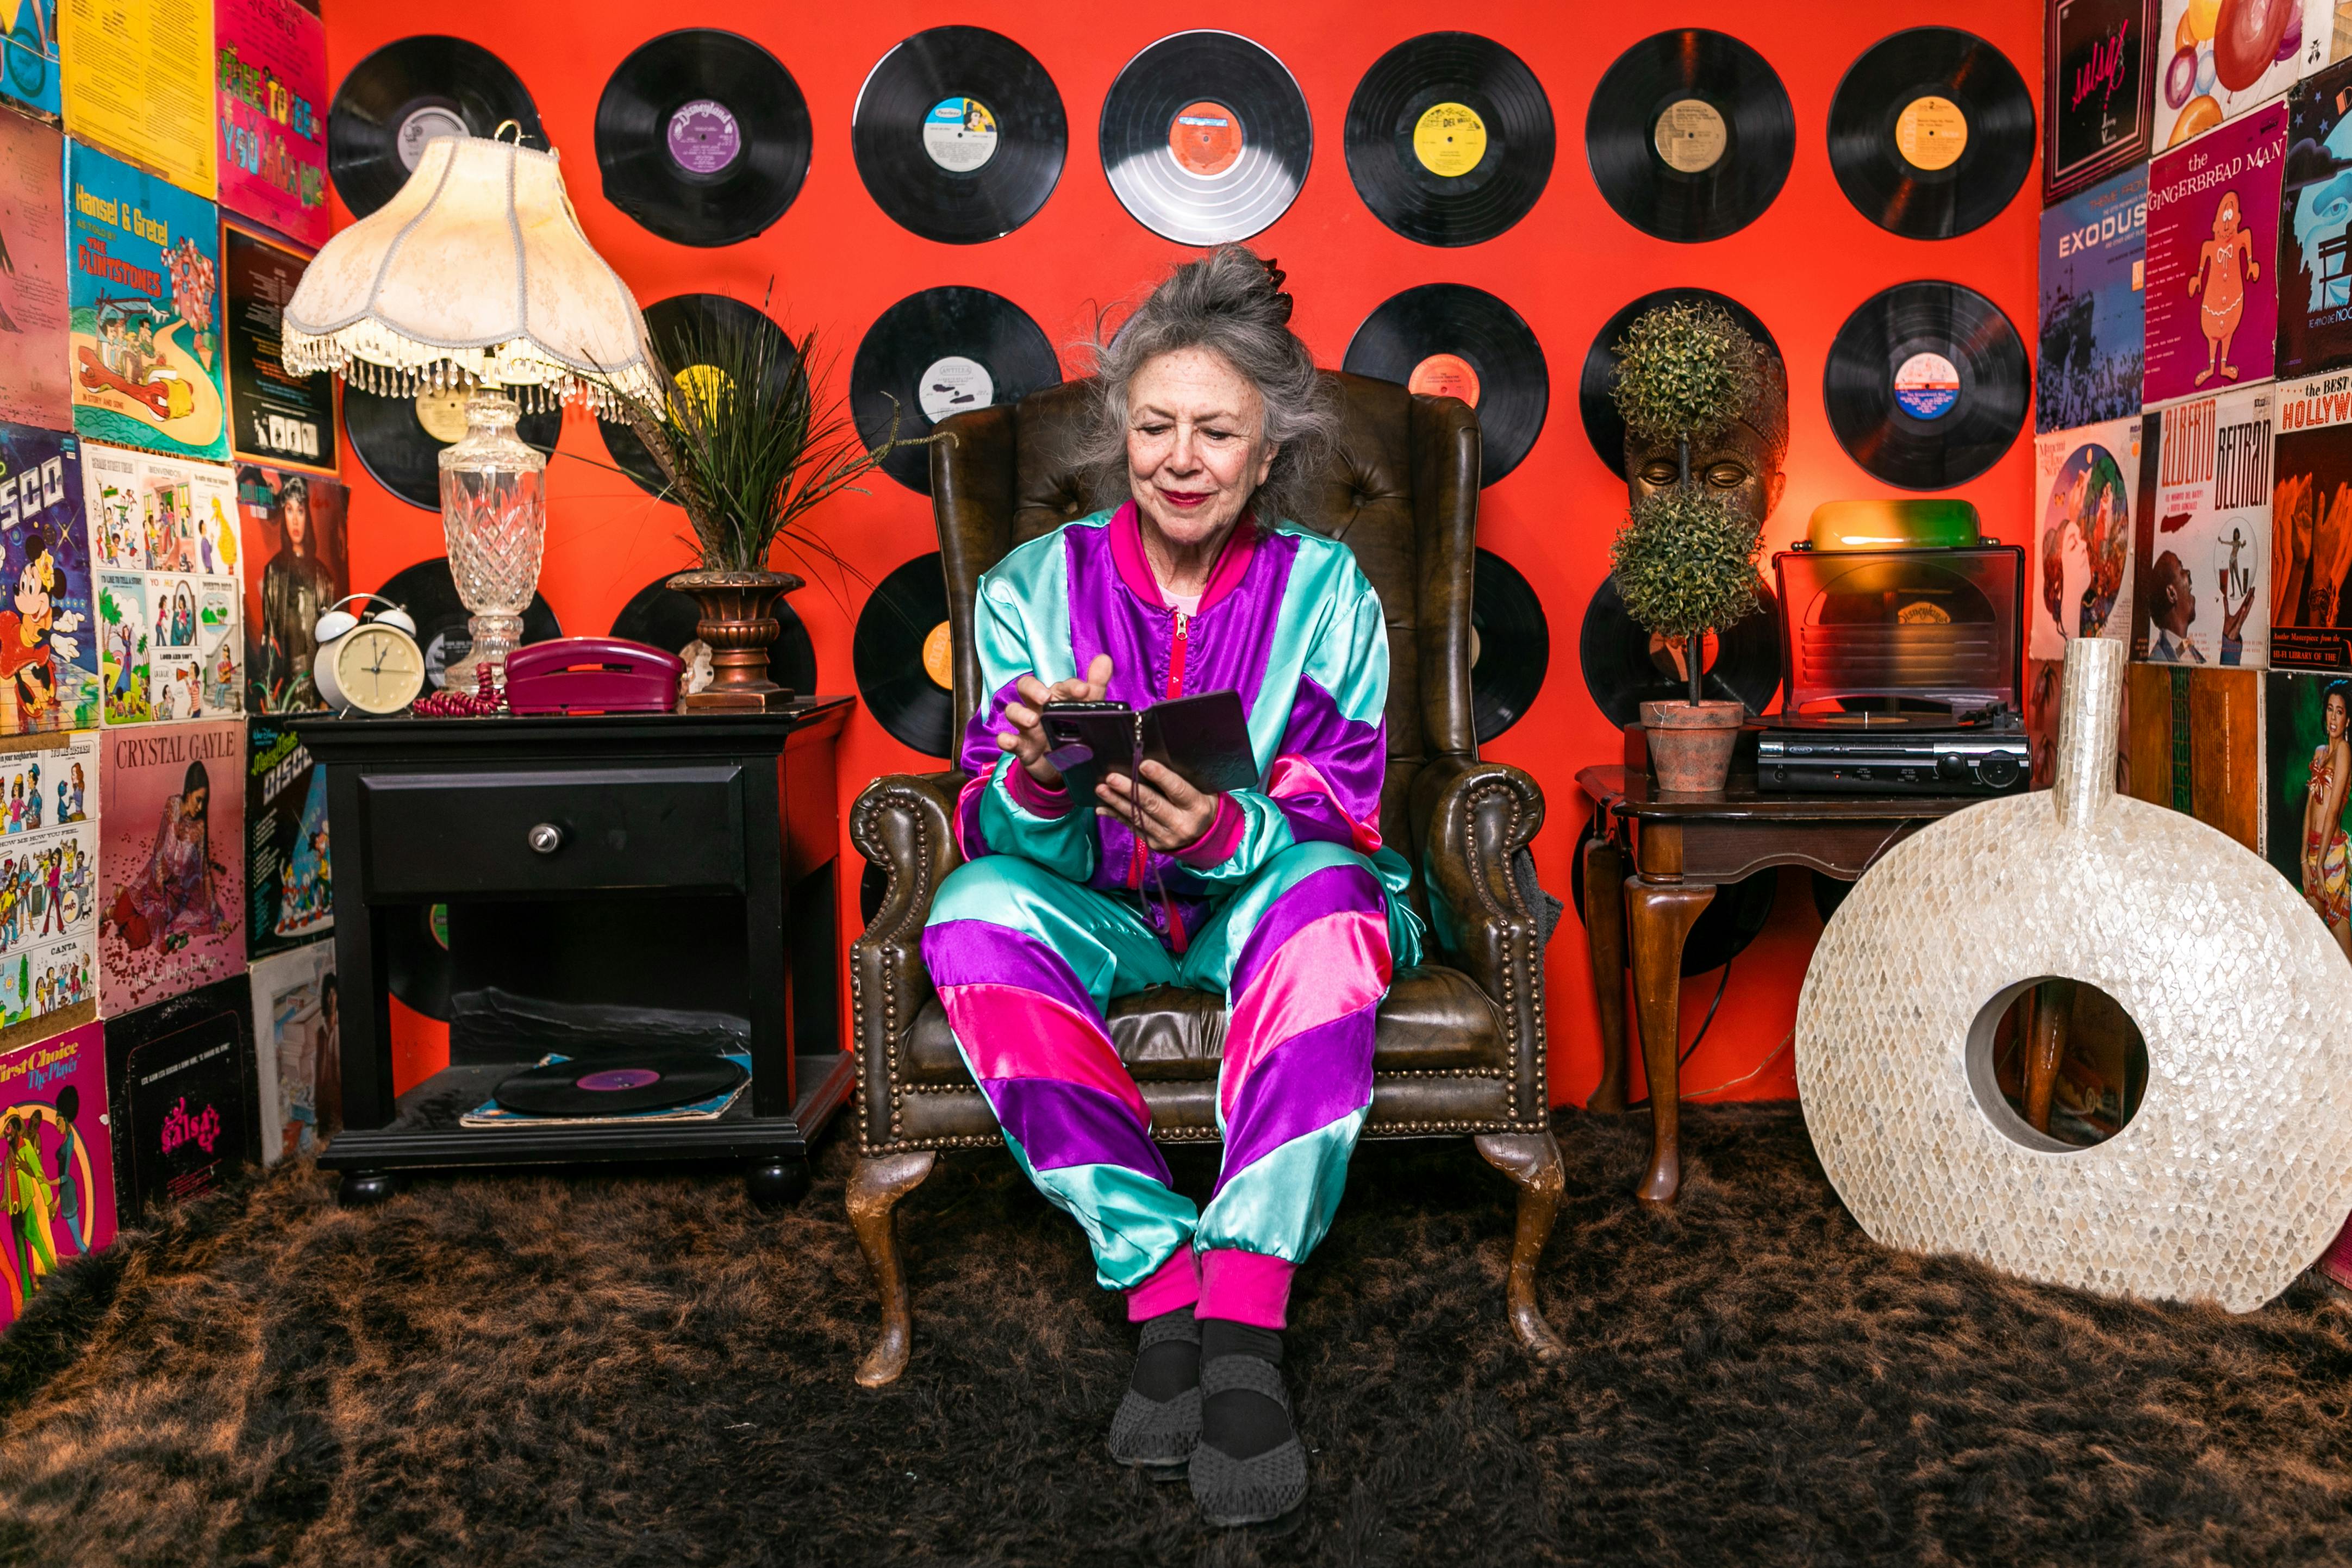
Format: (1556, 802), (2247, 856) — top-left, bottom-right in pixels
(280, 132), (663, 694)
(282, 134), (663, 414)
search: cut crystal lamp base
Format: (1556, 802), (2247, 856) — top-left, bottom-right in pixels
(443, 611), (523, 694)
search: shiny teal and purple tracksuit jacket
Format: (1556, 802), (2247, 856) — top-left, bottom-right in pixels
(921, 502), (1421, 1328)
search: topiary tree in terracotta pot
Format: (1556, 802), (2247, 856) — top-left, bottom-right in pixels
(1608, 301), (1768, 790)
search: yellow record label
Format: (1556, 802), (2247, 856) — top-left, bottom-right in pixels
(1894, 95), (1967, 171)
(1413, 102), (1488, 178)
(672, 363), (735, 424)
(921, 621), (954, 691)
(414, 390), (470, 445)
(1653, 98), (1727, 173)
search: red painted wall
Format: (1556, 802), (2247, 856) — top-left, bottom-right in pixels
(319, 2), (2043, 1105)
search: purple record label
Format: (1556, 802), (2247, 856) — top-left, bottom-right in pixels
(667, 99), (743, 175)
(577, 1067), (664, 1092)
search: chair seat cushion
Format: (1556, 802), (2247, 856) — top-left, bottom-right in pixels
(899, 964), (1505, 1087)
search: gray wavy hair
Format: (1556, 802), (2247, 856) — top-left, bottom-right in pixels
(1078, 245), (1340, 527)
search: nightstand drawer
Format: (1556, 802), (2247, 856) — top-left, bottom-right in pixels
(359, 765), (748, 895)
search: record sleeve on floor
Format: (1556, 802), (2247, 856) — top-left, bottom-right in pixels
(849, 288), (1060, 495)
(328, 35), (542, 218)
(610, 573), (817, 695)
(2125, 661), (2262, 853)
(1099, 30), (1312, 245)
(598, 295), (799, 498)
(2132, 390), (2271, 668)
(1343, 32), (1554, 247)
(594, 29), (810, 247)
(854, 554), (956, 758)
(1468, 547), (1547, 740)
(373, 558), (560, 690)
(2038, 164), (2148, 433)
(1343, 284), (1546, 485)
(2032, 415), (2143, 660)
(1584, 29), (1793, 243)
(1826, 27), (2035, 240)
(2153, 0), (2324, 149)
(346, 385), (559, 511)
(2144, 100), (2285, 406)
(2045, 0), (2157, 204)
(2278, 58), (2352, 380)
(853, 26), (1065, 243)
(1823, 282), (2027, 491)
(1579, 573), (1781, 729)
(1580, 288), (1779, 476)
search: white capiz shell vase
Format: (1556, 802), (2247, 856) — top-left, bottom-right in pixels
(1795, 635), (2352, 1313)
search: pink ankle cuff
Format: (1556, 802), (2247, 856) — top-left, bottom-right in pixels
(1196, 1248), (1295, 1329)
(1126, 1242), (1200, 1321)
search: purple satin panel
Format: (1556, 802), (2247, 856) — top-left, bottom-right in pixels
(1228, 861), (1388, 1004)
(960, 677), (1030, 783)
(1214, 1008), (1376, 1185)
(1278, 675), (1388, 823)
(954, 776), (991, 861)
(1063, 524), (1168, 709)
(1269, 789), (1357, 850)
(1187, 531), (1299, 728)
(923, 918), (1102, 1023)
(989, 1075), (1172, 1179)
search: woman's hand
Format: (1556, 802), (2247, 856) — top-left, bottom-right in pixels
(997, 654), (1114, 786)
(1096, 760), (1220, 853)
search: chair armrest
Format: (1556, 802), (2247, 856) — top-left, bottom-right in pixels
(1415, 755), (1548, 1122)
(849, 770), (967, 1148)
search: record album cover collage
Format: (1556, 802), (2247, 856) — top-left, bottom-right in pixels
(2036, 0), (2352, 953)
(0, 0), (341, 1325)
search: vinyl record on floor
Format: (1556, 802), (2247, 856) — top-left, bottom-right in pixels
(853, 554), (956, 758)
(1099, 30), (1313, 245)
(594, 29), (810, 247)
(344, 385), (562, 511)
(494, 1050), (747, 1117)
(1580, 289), (1781, 476)
(1586, 29), (1795, 243)
(1343, 283), (1547, 484)
(1578, 572), (1782, 729)
(385, 901), (452, 1021)
(1824, 282), (2027, 491)
(598, 294), (800, 498)
(852, 27), (1066, 243)
(1344, 32), (1555, 247)
(1470, 548), (1548, 741)
(375, 557), (562, 691)
(850, 287), (1060, 495)
(610, 573), (818, 694)
(329, 36), (544, 218)
(1570, 820), (1776, 978)
(1825, 27), (2034, 240)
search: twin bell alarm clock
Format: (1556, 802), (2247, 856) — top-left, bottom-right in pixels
(313, 593), (427, 714)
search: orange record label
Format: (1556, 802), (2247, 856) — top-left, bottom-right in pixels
(1653, 98), (1727, 173)
(1408, 352), (1481, 407)
(921, 621), (955, 691)
(1169, 101), (1244, 177)
(1894, 95), (1967, 172)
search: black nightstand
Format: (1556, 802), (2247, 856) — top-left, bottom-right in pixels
(291, 698), (854, 1206)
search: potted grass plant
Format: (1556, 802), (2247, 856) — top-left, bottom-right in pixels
(609, 304), (907, 710)
(1609, 300), (1767, 792)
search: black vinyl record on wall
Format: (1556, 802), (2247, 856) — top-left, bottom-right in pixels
(594, 29), (811, 247)
(1824, 281), (2027, 490)
(1343, 283), (1548, 484)
(1826, 27), (2035, 239)
(329, 36), (542, 218)
(1578, 573), (1782, 729)
(610, 573), (817, 695)
(854, 554), (957, 758)
(1579, 288), (1781, 476)
(1586, 29), (1794, 243)
(1344, 32), (1555, 246)
(374, 557), (561, 691)
(344, 385), (559, 511)
(852, 26), (1066, 243)
(1469, 547), (1548, 741)
(598, 294), (801, 498)
(850, 287), (1060, 495)
(1099, 30), (1313, 245)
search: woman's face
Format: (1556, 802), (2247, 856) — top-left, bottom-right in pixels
(181, 785), (207, 823)
(2329, 692), (2347, 741)
(283, 493), (308, 551)
(1125, 347), (1277, 551)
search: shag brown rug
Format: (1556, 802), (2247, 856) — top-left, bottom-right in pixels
(0, 1104), (2347, 1567)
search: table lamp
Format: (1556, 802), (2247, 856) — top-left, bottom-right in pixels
(282, 129), (664, 689)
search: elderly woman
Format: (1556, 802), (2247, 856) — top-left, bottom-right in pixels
(919, 246), (1417, 1528)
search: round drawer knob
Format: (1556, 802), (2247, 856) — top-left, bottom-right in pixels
(527, 822), (564, 854)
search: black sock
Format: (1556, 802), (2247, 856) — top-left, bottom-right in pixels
(1198, 1318), (1293, 1459)
(1131, 1307), (1200, 1402)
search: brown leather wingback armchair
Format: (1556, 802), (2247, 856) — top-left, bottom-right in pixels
(845, 370), (1564, 1387)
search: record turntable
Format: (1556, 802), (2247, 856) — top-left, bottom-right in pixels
(1758, 704), (2030, 795)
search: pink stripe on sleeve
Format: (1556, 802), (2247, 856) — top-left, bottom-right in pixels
(1263, 754), (1382, 855)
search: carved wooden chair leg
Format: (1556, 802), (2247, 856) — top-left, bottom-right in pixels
(847, 1150), (938, 1388)
(1474, 1129), (1569, 1361)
